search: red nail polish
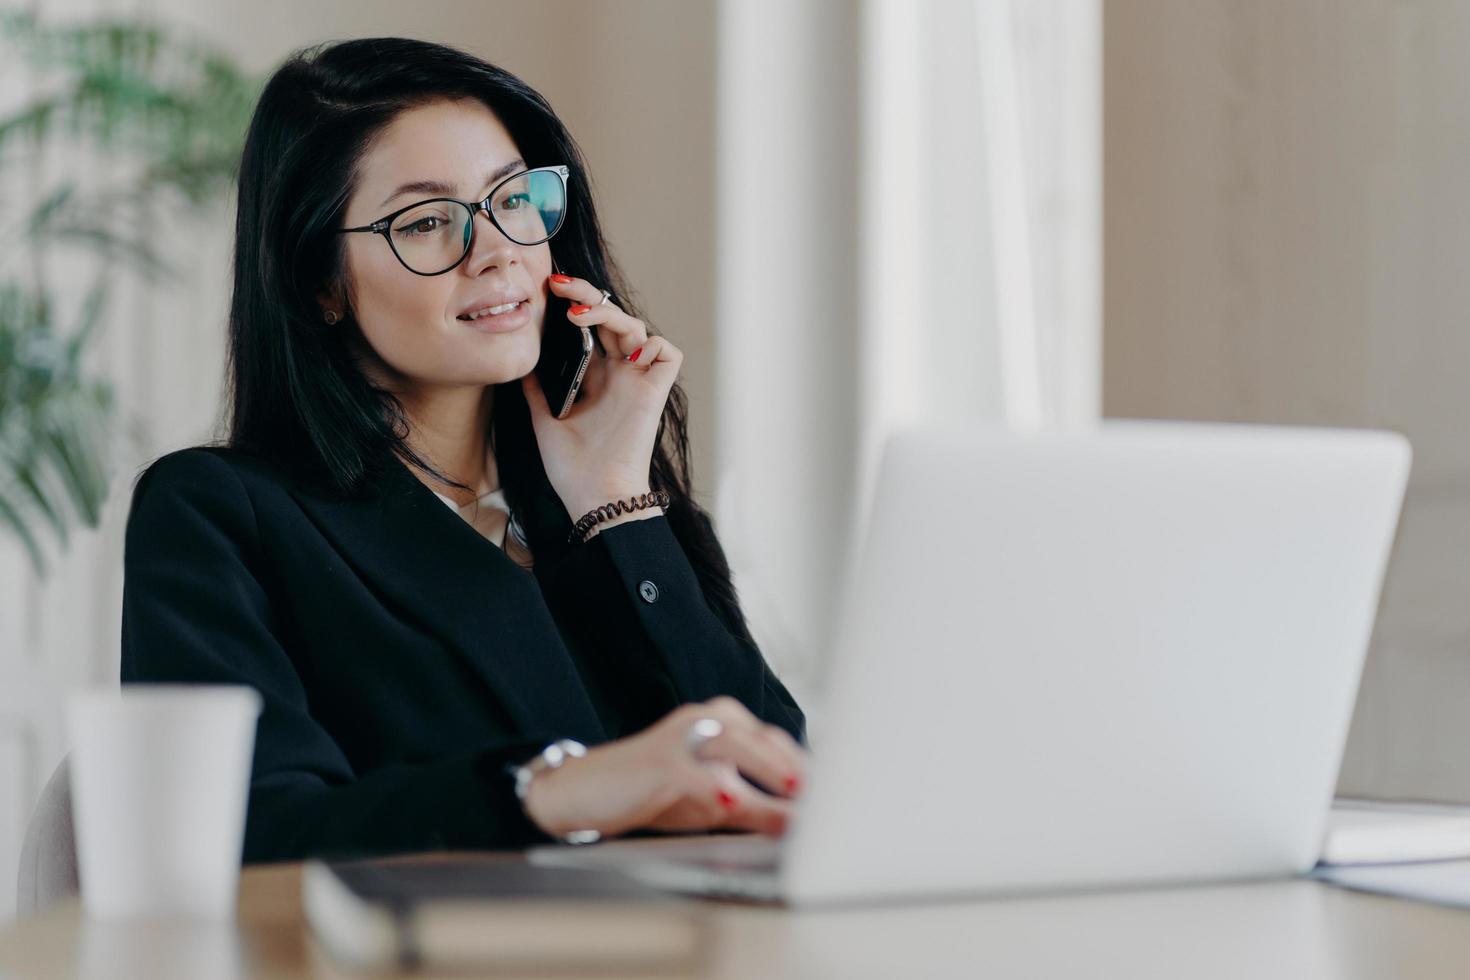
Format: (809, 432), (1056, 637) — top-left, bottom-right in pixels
(629, 346), (643, 362)
(784, 775), (801, 795)
(569, 304), (591, 315)
(550, 274), (573, 283)
(717, 790), (738, 809)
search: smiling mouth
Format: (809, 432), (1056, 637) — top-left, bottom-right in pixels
(457, 300), (528, 321)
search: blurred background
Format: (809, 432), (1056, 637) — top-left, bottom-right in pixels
(0, 0), (1466, 925)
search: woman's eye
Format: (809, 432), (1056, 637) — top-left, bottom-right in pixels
(397, 217), (444, 236)
(498, 193), (531, 212)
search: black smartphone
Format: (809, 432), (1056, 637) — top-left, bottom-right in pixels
(535, 258), (605, 419)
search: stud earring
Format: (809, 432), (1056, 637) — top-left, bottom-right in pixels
(323, 310), (340, 324)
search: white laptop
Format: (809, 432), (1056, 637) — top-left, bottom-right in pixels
(530, 420), (1412, 907)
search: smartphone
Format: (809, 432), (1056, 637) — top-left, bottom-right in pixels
(536, 258), (605, 419)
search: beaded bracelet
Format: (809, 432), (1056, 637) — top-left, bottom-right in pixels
(568, 489), (671, 544)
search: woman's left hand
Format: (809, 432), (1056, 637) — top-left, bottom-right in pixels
(520, 273), (682, 520)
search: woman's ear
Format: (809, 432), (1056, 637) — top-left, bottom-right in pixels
(316, 283), (345, 325)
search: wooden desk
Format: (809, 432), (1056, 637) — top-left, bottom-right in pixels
(4, 855), (1470, 978)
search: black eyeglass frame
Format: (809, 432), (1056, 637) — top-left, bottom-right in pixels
(335, 164), (571, 277)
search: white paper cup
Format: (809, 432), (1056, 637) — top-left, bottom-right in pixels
(67, 684), (262, 921)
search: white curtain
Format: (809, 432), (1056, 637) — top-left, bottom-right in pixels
(712, 0), (1100, 729)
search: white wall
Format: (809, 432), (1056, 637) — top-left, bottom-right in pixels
(1104, 0), (1470, 800)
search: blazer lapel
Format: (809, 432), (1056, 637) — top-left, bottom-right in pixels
(290, 456), (608, 745)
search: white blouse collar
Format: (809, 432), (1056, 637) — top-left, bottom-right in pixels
(431, 486), (508, 512)
(431, 485), (526, 550)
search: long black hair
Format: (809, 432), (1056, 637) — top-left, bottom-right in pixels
(222, 36), (756, 645)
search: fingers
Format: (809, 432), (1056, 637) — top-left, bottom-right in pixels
(545, 275), (683, 408)
(761, 727), (806, 793)
(569, 303), (646, 359)
(622, 335), (680, 370)
(676, 698), (807, 799)
(547, 272), (613, 309)
(679, 761), (747, 827)
(708, 763), (794, 836)
(550, 274), (649, 358)
(578, 333), (683, 411)
(622, 336), (685, 398)
(665, 760), (793, 837)
(710, 730), (800, 800)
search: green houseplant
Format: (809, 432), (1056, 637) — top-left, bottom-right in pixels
(0, 11), (258, 576)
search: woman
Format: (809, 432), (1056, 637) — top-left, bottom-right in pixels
(119, 36), (807, 862)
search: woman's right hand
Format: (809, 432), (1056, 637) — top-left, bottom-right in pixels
(521, 696), (808, 839)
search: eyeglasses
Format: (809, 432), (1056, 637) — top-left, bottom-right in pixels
(336, 164), (570, 276)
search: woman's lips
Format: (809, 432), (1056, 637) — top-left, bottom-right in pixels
(457, 299), (531, 333)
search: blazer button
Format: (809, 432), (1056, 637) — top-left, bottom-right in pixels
(638, 580), (660, 603)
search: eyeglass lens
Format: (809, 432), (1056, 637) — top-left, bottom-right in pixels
(388, 169), (566, 274)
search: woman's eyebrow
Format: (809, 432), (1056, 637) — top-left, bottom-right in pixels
(379, 157), (527, 207)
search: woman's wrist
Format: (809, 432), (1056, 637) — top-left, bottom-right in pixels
(521, 738), (638, 838)
(516, 741), (602, 843)
(567, 486), (666, 541)
(566, 486), (653, 519)
(583, 506), (664, 538)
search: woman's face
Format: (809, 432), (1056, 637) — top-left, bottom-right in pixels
(333, 97), (552, 392)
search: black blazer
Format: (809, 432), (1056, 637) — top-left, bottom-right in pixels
(118, 446), (805, 863)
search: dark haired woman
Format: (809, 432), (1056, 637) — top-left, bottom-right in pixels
(119, 37), (807, 862)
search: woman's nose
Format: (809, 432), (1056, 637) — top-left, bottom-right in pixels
(464, 207), (516, 271)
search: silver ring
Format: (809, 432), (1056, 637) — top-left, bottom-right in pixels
(685, 717), (723, 760)
(597, 288), (613, 306)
